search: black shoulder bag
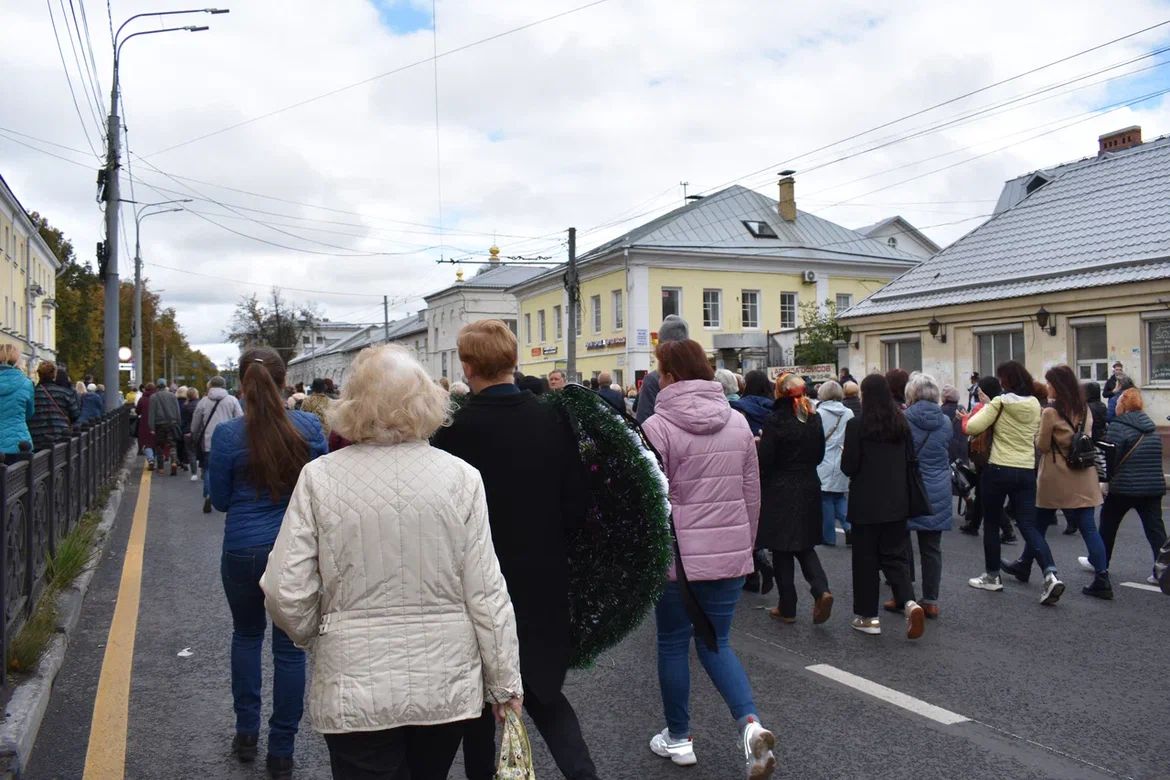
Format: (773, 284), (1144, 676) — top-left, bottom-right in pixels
(192, 398), (224, 459)
(905, 432), (931, 518)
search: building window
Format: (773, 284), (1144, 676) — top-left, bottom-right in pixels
(662, 287), (681, 320)
(614, 369), (624, 388)
(524, 313), (531, 344)
(741, 290), (759, 329)
(441, 351), (449, 378)
(591, 295), (602, 334)
(976, 330), (1024, 377)
(612, 290), (623, 330)
(742, 220), (779, 238)
(1147, 317), (1170, 384)
(538, 309), (546, 342)
(780, 292), (798, 329)
(835, 293), (853, 312)
(553, 305), (562, 340)
(700, 289), (721, 328)
(574, 302), (582, 337)
(887, 236), (898, 248)
(884, 337), (923, 373)
(1074, 324), (1108, 381)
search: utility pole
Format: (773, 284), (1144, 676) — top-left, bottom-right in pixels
(101, 78), (121, 411)
(383, 295), (390, 343)
(564, 227), (578, 382)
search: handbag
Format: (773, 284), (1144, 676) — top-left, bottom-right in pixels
(496, 709), (536, 780)
(968, 405), (1000, 468)
(192, 397), (224, 459)
(905, 433), (931, 518)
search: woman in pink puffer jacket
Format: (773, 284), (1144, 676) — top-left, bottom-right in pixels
(642, 339), (776, 780)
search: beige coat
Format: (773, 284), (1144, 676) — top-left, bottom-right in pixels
(1036, 407), (1102, 509)
(261, 441), (523, 734)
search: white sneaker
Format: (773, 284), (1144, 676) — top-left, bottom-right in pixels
(1041, 572), (1065, 605)
(742, 720), (776, 779)
(1077, 556), (1094, 572)
(968, 572), (1003, 591)
(1147, 574), (1159, 586)
(904, 600), (925, 640)
(189, 473), (199, 482)
(850, 616), (881, 635)
(650, 729), (697, 767)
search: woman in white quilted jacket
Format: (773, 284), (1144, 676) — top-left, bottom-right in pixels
(262, 344), (523, 780)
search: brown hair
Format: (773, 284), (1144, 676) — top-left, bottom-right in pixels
(457, 320), (517, 379)
(37, 361), (57, 383)
(1116, 387), (1143, 415)
(1045, 365), (1086, 423)
(239, 347), (310, 502)
(655, 339), (714, 382)
(885, 368), (909, 404)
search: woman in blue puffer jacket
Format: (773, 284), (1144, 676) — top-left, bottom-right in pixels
(0, 345), (35, 462)
(890, 373), (953, 620)
(730, 369), (774, 436)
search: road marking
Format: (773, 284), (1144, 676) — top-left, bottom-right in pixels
(1120, 581), (1163, 593)
(83, 467), (151, 779)
(805, 664), (970, 725)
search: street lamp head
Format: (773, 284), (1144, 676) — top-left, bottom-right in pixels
(185, 25), (210, 32)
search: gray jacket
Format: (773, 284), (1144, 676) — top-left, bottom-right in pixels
(634, 371), (661, 425)
(190, 388), (243, 453)
(148, 390), (181, 430)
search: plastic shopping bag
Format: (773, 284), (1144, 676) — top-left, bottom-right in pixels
(496, 709), (536, 780)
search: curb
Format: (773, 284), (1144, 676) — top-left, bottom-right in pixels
(0, 448), (137, 779)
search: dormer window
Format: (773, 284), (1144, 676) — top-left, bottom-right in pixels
(743, 220), (778, 239)
(887, 237), (898, 249)
(1025, 174), (1050, 195)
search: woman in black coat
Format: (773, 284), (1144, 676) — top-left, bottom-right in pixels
(757, 374), (832, 625)
(841, 373), (925, 640)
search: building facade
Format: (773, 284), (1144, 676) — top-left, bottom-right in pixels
(0, 174), (58, 369)
(511, 182), (923, 387)
(286, 314), (428, 388)
(840, 127), (1170, 462)
(423, 254), (545, 383)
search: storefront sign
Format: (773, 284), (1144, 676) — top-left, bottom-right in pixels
(768, 364), (836, 382)
(542, 346), (559, 355)
(530, 347), (542, 357)
(585, 337), (627, 351)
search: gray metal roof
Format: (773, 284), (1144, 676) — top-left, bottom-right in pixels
(854, 215), (942, 253)
(425, 263), (548, 300)
(287, 315), (427, 365)
(842, 135), (1170, 319)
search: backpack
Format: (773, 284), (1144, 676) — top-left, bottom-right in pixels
(1062, 414), (1097, 470)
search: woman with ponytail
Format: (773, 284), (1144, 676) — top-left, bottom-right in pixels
(209, 346), (327, 780)
(757, 373), (834, 625)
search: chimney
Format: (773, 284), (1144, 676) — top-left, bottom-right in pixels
(777, 172), (796, 222)
(1098, 125), (1141, 156)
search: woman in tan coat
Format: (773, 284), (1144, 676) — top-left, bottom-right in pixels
(262, 345), (523, 779)
(1001, 365), (1111, 599)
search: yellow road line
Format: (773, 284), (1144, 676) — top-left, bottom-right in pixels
(83, 467), (151, 779)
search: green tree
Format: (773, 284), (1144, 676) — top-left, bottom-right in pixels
(30, 212), (103, 376)
(226, 288), (319, 366)
(794, 300), (849, 366)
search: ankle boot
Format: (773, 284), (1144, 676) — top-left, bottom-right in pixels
(1082, 572), (1113, 600)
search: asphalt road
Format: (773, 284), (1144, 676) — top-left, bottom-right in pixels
(25, 457), (1170, 780)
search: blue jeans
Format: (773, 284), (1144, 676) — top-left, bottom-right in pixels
(221, 547), (306, 758)
(655, 578), (757, 738)
(981, 465), (1037, 574)
(821, 492), (849, 545)
(1027, 507), (1107, 574)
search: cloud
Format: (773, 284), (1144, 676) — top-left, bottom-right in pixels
(3, 0), (1169, 368)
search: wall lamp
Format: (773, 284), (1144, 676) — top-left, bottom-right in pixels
(1035, 306), (1057, 336)
(928, 316), (947, 343)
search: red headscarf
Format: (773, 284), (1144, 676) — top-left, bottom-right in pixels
(775, 372), (814, 422)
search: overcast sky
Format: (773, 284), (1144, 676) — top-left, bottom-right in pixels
(3, 0), (1169, 367)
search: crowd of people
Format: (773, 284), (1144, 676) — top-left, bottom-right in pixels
(15, 310), (1152, 779)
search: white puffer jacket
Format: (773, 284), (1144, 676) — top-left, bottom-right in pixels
(816, 400), (854, 493)
(261, 441), (523, 734)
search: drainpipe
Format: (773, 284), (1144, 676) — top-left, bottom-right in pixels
(623, 244), (630, 387)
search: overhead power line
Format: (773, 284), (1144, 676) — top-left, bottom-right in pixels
(143, 259), (395, 299)
(45, 0), (102, 158)
(64, 0), (106, 125)
(145, 0), (613, 157)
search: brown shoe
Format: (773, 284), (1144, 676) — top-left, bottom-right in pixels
(923, 603), (940, 620)
(812, 592), (834, 625)
(882, 598), (900, 613)
(768, 607), (796, 624)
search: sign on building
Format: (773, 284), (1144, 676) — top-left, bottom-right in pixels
(768, 364), (836, 382)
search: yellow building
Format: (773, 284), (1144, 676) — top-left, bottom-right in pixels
(510, 181), (921, 388)
(840, 127), (1170, 463)
(0, 174), (58, 370)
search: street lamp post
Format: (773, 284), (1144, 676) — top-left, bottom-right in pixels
(131, 200), (190, 389)
(101, 7), (227, 411)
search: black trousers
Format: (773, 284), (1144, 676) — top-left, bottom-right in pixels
(324, 721), (465, 780)
(852, 521), (915, 619)
(463, 687), (598, 780)
(771, 548), (829, 618)
(1099, 493), (1167, 565)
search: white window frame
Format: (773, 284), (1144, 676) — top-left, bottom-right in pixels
(661, 287), (682, 321)
(1072, 320), (1108, 382)
(612, 289), (623, 330)
(538, 309), (546, 342)
(780, 292), (798, 330)
(835, 293), (853, 312)
(974, 326), (1025, 377)
(590, 294), (602, 334)
(553, 304), (563, 340)
(880, 334), (923, 373)
(524, 313), (531, 344)
(702, 289), (722, 329)
(741, 290), (760, 329)
(1142, 311), (1170, 386)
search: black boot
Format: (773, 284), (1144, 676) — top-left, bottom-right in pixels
(1082, 572), (1114, 600)
(1062, 523), (1079, 536)
(231, 734), (257, 763)
(267, 755), (294, 780)
(1000, 558), (1031, 583)
(958, 523), (980, 536)
(1000, 529), (1018, 544)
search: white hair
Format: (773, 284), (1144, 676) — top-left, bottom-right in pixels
(714, 368), (739, 397)
(449, 381), (470, 396)
(817, 380), (844, 402)
(330, 345), (452, 444)
(905, 372), (941, 404)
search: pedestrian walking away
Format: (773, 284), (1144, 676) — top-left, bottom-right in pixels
(814, 380), (853, 547)
(840, 373), (926, 639)
(0, 344), (35, 463)
(959, 362), (1048, 600)
(148, 378), (183, 474)
(262, 345), (523, 780)
(29, 361), (79, 452)
(730, 369), (775, 437)
(191, 376), (244, 513)
(209, 347), (328, 780)
(641, 338), (777, 779)
(430, 320), (600, 780)
(758, 373), (833, 626)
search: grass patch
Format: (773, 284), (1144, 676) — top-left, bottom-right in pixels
(48, 525), (96, 590)
(7, 598), (58, 673)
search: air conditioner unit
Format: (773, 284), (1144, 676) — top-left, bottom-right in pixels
(801, 270), (817, 284)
